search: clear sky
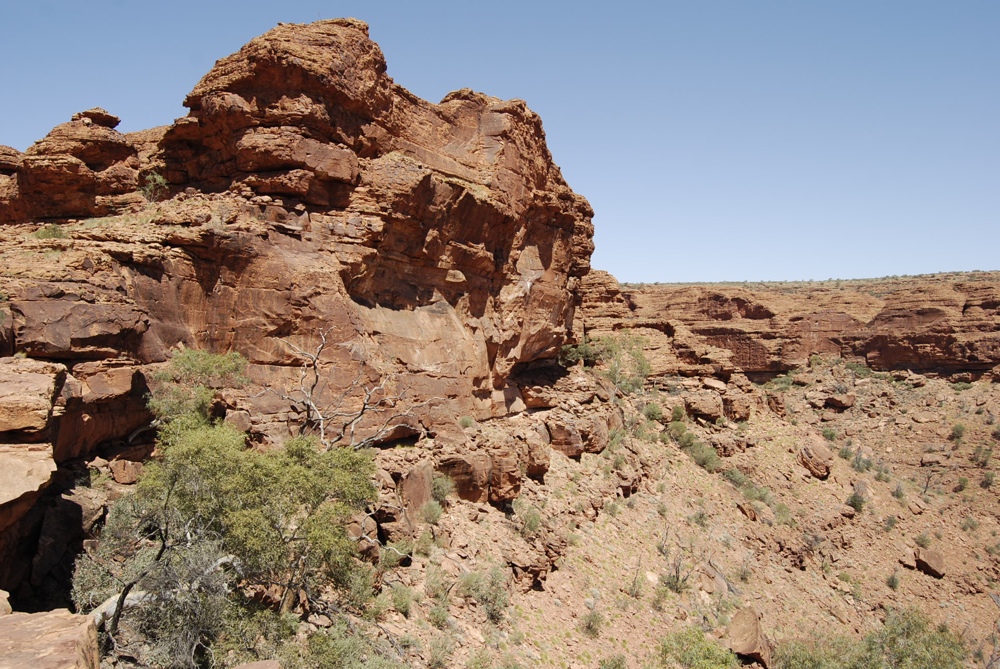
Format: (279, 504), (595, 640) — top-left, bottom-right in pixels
(2, 1), (997, 282)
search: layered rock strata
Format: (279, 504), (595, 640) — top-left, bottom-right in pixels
(576, 270), (1000, 380)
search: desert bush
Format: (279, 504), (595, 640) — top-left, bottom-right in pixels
(428, 600), (450, 629)
(644, 402), (664, 422)
(950, 423), (966, 441)
(982, 471), (996, 488)
(838, 445), (854, 460)
(886, 572), (900, 591)
(428, 636), (454, 669)
(581, 609), (604, 637)
(684, 439), (721, 472)
(960, 516), (979, 532)
(73, 419), (376, 664)
(458, 566), (509, 623)
(822, 428), (837, 442)
(914, 533), (931, 548)
(599, 655), (628, 669)
(559, 337), (600, 367)
(431, 473), (455, 504)
(422, 500), (444, 525)
(34, 223), (67, 239)
(772, 608), (964, 669)
(950, 381), (973, 392)
(722, 468), (747, 487)
(846, 492), (865, 513)
(391, 585), (414, 618)
(596, 334), (651, 394)
(514, 499), (542, 537)
(141, 171), (169, 202)
(278, 616), (406, 669)
(671, 405), (686, 422)
(657, 626), (739, 668)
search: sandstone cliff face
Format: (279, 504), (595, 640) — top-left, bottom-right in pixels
(577, 270), (1000, 380)
(0, 19), (596, 604)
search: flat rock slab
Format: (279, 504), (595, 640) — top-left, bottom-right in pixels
(0, 609), (99, 669)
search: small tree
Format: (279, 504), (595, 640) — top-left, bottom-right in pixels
(74, 350), (378, 666)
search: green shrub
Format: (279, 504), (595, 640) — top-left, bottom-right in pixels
(431, 473), (455, 504)
(458, 415), (475, 429)
(950, 381), (973, 392)
(422, 500), (444, 525)
(596, 334), (651, 394)
(559, 337), (600, 367)
(644, 402), (664, 422)
(846, 492), (865, 513)
(886, 572), (900, 591)
(458, 567), (509, 624)
(822, 428), (837, 442)
(960, 516), (978, 532)
(514, 500), (542, 537)
(950, 423), (966, 441)
(34, 224), (67, 239)
(955, 477), (968, 491)
(657, 626), (738, 668)
(599, 655), (628, 669)
(141, 171), (169, 202)
(983, 471), (996, 488)
(684, 440), (721, 472)
(892, 483), (905, 500)
(428, 635), (454, 669)
(722, 468), (747, 487)
(915, 533), (931, 548)
(772, 608), (964, 669)
(428, 600), (449, 629)
(580, 609), (604, 638)
(671, 405), (686, 422)
(391, 585), (413, 617)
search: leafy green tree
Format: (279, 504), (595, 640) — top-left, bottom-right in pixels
(73, 351), (379, 667)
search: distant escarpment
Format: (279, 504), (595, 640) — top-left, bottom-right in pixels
(577, 270), (1000, 381)
(0, 19), (595, 605)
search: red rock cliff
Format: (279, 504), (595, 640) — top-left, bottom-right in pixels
(0, 19), (594, 602)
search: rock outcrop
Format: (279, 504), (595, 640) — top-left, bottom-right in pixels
(0, 609), (99, 669)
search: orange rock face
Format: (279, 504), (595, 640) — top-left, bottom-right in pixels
(577, 270), (1000, 380)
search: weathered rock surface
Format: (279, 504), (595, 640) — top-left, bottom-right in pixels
(0, 609), (99, 669)
(914, 547), (946, 578)
(726, 606), (772, 666)
(798, 435), (835, 480)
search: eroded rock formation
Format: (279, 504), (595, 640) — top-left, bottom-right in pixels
(576, 270), (1000, 380)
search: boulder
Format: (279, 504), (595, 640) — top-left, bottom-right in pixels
(0, 609), (99, 669)
(798, 435), (834, 479)
(0, 449), (57, 533)
(914, 548), (946, 578)
(685, 392), (724, 422)
(825, 393), (855, 410)
(437, 453), (491, 503)
(726, 606), (772, 666)
(0, 358), (63, 436)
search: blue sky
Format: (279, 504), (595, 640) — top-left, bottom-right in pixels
(2, 1), (997, 282)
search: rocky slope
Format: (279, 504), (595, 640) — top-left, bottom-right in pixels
(0, 18), (594, 610)
(0, 16), (998, 669)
